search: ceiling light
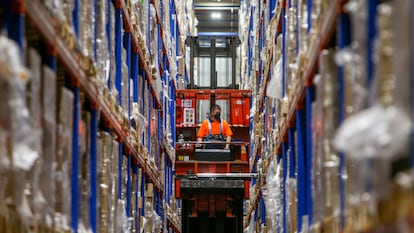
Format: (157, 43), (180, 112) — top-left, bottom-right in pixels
(211, 12), (222, 19)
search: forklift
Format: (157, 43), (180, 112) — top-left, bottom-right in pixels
(174, 36), (255, 233)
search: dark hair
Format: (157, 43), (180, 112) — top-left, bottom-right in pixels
(210, 104), (221, 112)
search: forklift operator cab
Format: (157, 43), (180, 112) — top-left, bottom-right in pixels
(197, 104), (233, 150)
(196, 104), (233, 161)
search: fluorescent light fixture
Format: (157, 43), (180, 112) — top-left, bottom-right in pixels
(211, 12), (222, 19)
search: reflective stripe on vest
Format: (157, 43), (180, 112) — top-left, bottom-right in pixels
(207, 119), (223, 135)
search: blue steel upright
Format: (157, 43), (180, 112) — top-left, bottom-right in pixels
(282, 141), (288, 233)
(126, 155), (132, 217)
(296, 108), (307, 231)
(338, 11), (351, 228)
(89, 108), (98, 233)
(71, 85), (80, 233)
(115, 6), (123, 105)
(305, 86), (315, 225)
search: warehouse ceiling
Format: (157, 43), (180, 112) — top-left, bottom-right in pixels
(194, 0), (240, 35)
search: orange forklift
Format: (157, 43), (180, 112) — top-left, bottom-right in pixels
(174, 36), (255, 233)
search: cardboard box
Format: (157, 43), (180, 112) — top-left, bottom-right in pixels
(41, 65), (57, 220)
(55, 87), (74, 224)
(27, 48), (42, 128)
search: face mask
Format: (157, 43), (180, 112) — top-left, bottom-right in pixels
(214, 112), (221, 120)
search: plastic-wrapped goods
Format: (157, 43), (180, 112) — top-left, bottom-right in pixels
(150, 113), (158, 164)
(392, 0), (412, 115)
(320, 50), (340, 221)
(117, 199), (130, 233)
(143, 201), (153, 233)
(298, 0), (309, 56)
(137, 0), (149, 47)
(96, 0), (110, 91)
(109, 140), (121, 233)
(149, 4), (158, 67)
(55, 87), (74, 231)
(26, 48), (45, 226)
(0, 36), (37, 231)
(311, 89), (325, 224)
(266, 59), (283, 99)
(43, 0), (76, 44)
(79, 0), (95, 58)
(132, 102), (148, 138)
(98, 132), (113, 233)
(131, 172), (138, 233)
(27, 49), (42, 129)
(121, 155), (129, 201)
(334, 2), (412, 161)
(122, 48), (129, 114)
(108, 3), (119, 108)
(79, 113), (93, 233)
(286, 1), (299, 103)
(262, 160), (283, 232)
(311, 49), (341, 226)
(337, 0), (368, 116)
(40, 66), (58, 227)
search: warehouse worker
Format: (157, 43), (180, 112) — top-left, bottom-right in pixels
(197, 104), (233, 150)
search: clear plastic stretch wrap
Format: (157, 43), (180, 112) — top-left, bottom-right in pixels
(0, 36), (37, 230)
(79, 0), (96, 58)
(109, 2), (119, 104)
(139, 0), (149, 47)
(333, 2), (413, 231)
(98, 132), (113, 233)
(25, 48), (44, 229)
(310, 49), (341, 226)
(117, 199), (129, 233)
(55, 87), (75, 230)
(149, 4), (158, 67)
(266, 59), (283, 99)
(131, 172), (138, 233)
(338, 0), (368, 116)
(262, 160), (283, 232)
(79, 113), (92, 233)
(110, 140), (120, 233)
(96, 0), (110, 90)
(122, 48), (129, 113)
(40, 65), (58, 226)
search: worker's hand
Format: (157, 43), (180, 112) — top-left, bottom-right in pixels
(195, 143), (202, 148)
(224, 145), (230, 150)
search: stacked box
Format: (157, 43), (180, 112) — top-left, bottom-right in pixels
(149, 4), (158, 68)
(26, 48), (45, 225)
(27, 49), (42, 129)
(311, 50), (340, 226)
(55, 87), (74, 230)
(96, 0), (110, 92)
(137, 0), (149, 47)
(121, 48), (129, 114)
(131, 170), (138, 233)
(40, 65), (57, 226)
(0, 37), (39, 231)
(109, 140), (120, 233)
(79, 0), (95, 58)
(109, 2), (118, 104)
(98, 132), (114, 233)
(298, 0), (309, 61)
(79, 112), (92, 232)
(285, 0), (300, 105)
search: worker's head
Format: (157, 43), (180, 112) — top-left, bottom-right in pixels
(210, 104), (221, 121)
